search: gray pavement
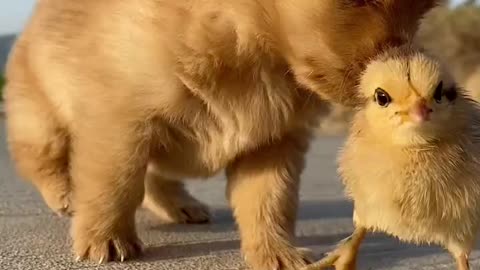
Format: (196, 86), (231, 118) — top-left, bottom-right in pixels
(1, 118), (479, 270)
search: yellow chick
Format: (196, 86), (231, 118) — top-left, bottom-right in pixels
(305, 46), (480, 270)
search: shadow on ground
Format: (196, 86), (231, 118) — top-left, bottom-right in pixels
(140, 231), (449, 268)
(139, 199), (452, 268)
(144, 199), (354, 232)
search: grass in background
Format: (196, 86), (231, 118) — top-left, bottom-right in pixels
(0, 75), (4, 101)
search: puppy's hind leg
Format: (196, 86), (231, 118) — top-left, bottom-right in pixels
(142, 164), (210, 224)
(5, 85), (71, 216)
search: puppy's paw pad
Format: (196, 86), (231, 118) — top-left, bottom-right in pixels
(40, 183), (72, 217)
(245, 245), (310, 270)
(177, 202), (211, 224)
(74, 235), (143, 263)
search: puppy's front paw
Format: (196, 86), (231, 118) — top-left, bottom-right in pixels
(40, 181), (72, 217)
(244, 244), (312, 270)
(72, 217), (143, 263)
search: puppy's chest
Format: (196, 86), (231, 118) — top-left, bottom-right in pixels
(197, 109), (274, 159)
(152, 38), (321, 177)
(154, 84), (314, 177)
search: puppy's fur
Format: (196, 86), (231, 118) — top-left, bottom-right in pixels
(466, 67), (480, 101)
(4, 0), (437, 269)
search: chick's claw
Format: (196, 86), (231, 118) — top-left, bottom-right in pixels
(302, 228), (366, 270)
(301, 252), (340, 270)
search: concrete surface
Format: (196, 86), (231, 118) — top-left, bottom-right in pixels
(1, 118), (479, 270)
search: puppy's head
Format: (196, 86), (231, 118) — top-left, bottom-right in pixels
(280, 0), (439, 107)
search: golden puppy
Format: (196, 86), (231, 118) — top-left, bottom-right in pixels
(4, 0), (438, 269)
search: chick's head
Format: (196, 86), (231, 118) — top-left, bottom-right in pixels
(358, 47), (472, 146)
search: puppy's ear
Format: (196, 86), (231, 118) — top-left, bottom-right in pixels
(345, 0), (369, 6)
(349, 0), (439, 11)
(353, 0), (367, 5)
(348, 0), (381, 6)
(387, 0), (440, 14)
(382, 0), (440, 38)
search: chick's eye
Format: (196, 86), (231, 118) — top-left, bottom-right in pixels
(433, 81), (443, 103)
(374, 88), (391, 107)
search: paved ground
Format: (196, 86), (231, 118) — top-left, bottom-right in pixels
(1, 118), (479, 270)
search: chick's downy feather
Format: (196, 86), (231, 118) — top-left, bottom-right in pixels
(340, 46), (480, 251)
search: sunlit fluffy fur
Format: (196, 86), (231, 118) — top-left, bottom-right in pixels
(339, 47), (480, 268)
(4, 0), (437, 269)
(466, 67), (480, 101)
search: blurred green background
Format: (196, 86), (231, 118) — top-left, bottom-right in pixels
(0, 76), (4, 101)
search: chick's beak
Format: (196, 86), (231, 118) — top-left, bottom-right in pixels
(409, 100), (433, 123)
